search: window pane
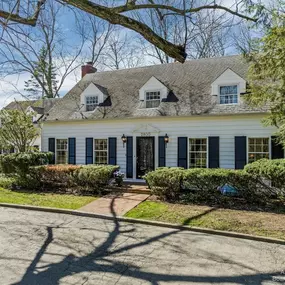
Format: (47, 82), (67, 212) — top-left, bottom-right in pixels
(220, 85), (238, 104)
(189, 138), (207, 168)
(86, 96), (98, 111)
(146, 91), (161, 108)
(248, 137), (269, 163)
(94, 139), (108, 164)
(56, 139), (68, 164)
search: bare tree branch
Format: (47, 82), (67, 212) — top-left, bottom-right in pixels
(0, 0), (259, 63)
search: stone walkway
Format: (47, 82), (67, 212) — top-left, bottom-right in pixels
(79, 193), (149, 215)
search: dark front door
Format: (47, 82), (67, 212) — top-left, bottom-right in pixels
(136, 137), (155, 178)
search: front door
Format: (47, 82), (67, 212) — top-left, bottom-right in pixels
(136, 137), (155, 179)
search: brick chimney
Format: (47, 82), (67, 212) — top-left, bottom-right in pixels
(81, 62), (97, 78)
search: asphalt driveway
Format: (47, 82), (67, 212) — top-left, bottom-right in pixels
(0, 206), (285, 285)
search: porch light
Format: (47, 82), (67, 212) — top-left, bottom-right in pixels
(121, 134), (127, 147)
(164, 133), (169, 146)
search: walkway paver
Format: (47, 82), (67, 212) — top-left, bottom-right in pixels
(1, 207), (285, 285)
(79, 193), (149, 215)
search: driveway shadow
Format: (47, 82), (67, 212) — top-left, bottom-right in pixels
(11, 197), (285, 285)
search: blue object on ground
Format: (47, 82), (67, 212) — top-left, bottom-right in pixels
(219, 184), (239, 196)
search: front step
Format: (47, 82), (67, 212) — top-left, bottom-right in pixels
(123, 179), (147, 186)
(106, 184), (151, 195)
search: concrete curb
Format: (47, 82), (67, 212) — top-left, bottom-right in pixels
(1, 202), (285, 245)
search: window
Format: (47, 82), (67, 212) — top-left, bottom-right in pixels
(56, 139), (68, 164)
(189, 138), (207, 168)
(145, 91), (160, 108)
(220, 85), (238, 104)
(94, 139), (108, 164)
(86, 96), (98, 111)
(248, 138), (269, 163)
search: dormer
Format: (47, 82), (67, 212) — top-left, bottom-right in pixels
(139, 76), (168, 108)
(26, 106), (43, 123)
(211, 68), (246, 105)
(80, 83), (108, 112)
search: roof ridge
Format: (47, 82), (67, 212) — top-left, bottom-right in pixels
(87, 54), (242, 77)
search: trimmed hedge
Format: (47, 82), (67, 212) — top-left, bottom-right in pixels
(144, 167), (184, 200)
(29, 164), (81, 189)
(0, 174), (16, 189)
(73, 165), (119, 192)
(145, 166), (282, 204)
(244, 159), (285, 193)
(28, 164), (119, 193)
(0, 152), (53, 177)
(182, 168), (263, 203)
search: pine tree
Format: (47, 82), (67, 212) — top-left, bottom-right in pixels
(24, 47), (58, 99)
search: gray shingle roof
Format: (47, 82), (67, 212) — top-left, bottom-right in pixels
(46, 55), (267, 122)
(4, 98), (60, 114)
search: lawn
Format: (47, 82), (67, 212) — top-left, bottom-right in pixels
(125, 201), (285, 240)
(0, 187), (97, 210)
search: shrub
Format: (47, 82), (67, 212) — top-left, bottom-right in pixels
(245, 159), (285, 195)
(0, 152), (53, 177)
(144, 167), (184, 200)
(0, 174), (16, 189)
(73, 165), (119, 193)
(183, 168), (265, 203)
(146, 167), (268, 204)
(29, 164), (81, 189)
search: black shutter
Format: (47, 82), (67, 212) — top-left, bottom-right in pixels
(48, 138), (55, 164)
(126, 136), (133, 178)
(235, 136), (247, 169)
(158, 136), (166, 167)
(271, 136), (284, 159)
(108, 137), (117, 165)
(209, 136), (220, 168)
(68, 138), (76, 165)
(85, 138), (93, 164)
(178, 137), (187, 168)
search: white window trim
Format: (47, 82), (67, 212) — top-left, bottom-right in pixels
(144, 89), (162, 109)
(56, 139), (68, 164)
(85, 95), (99, 112)
(188, 137), (209, 169)
(218, 83), (240, 105)
(94, 138), (108, 164)
(246, 136), (271, 164)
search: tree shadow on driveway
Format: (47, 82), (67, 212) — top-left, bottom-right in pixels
(10, 197), (285, 285)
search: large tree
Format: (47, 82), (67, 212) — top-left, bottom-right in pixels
(0, 0), (113, 99)
(0, 109), (39, 152)
(24, 46), (58, 99)
(246, 13), (285, 143)
(0, 0), (263, 63)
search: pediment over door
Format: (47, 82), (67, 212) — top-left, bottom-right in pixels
(133, 124), (160, 136)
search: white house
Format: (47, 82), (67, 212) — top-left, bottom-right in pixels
(42, 56), (284, 179)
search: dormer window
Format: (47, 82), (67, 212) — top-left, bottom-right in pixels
(145, 91), (160, 108)
(86, 96), (98, 111)
(219, 85), (238, 104)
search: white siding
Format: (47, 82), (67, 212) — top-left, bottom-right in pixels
(139, 76), (168, 101)
(42, 115), (275, 177)
(211, 68), (246, 104)
(80, 83), (107, 110)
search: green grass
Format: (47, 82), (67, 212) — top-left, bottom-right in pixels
(125, 201), (285, 240)
(0, 187), (97, 210)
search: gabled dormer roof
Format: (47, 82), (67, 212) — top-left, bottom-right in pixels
(212, 67), (245, 83)
(211, 68), (247, 96)
(139, 76), (169, 101)
(46, 55), (268, 122)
